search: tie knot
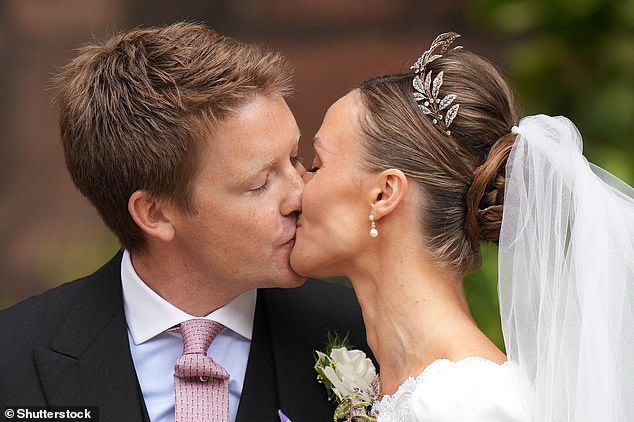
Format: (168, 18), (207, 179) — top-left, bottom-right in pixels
(179, 318), (225, 355)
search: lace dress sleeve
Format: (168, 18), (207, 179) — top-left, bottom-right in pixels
(373, 358), (529, 422)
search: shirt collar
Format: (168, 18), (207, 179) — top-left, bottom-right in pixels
(120, 250), (256, 345)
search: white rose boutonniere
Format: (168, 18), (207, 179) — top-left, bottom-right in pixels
(314, 333), (378, 422)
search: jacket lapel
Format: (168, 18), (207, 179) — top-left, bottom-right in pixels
(34, 253), (149, 422)
(263, 287), (338, 422)
(235, 289), (279, 422)
(258, 280), (372, 422)
(236, 287), (335, 422)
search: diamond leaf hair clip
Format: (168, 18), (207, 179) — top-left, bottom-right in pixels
(411, 32), (462, 136)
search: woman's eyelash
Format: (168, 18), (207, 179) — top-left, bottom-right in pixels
(306, 167), (320, 173)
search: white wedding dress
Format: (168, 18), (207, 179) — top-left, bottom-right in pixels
(373, 358), (528, 422)
(374, 115), (634, 421)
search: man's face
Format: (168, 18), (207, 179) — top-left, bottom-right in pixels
(170, 93), (306, 292)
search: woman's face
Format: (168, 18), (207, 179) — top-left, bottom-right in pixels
(291, 91), (376, 277)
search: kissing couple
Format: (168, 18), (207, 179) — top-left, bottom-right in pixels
(1, 22), (633, 422)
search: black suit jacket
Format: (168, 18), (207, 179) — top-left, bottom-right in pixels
(0, 252), (371, 421)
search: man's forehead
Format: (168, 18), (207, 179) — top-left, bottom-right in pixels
(203, 131), (299, 185)
(198, 94), (300, 174)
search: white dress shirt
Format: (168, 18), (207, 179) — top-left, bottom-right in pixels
(121, 250), (255, 422)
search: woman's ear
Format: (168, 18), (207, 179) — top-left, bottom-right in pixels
(128, 190), (175, 242)
(371, 169), (408, 219)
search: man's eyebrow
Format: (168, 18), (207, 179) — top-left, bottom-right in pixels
(237, 157), (276, 186)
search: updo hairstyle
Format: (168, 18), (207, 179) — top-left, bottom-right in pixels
(357, 48), (519, 275)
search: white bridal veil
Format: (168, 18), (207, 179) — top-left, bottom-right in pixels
(498, 115), (634, 421)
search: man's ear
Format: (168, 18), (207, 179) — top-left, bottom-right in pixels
(128, 190), (175, 242)
(370, 169), (408, 220)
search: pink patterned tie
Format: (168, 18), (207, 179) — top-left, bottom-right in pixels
(174, 319), (230, 422)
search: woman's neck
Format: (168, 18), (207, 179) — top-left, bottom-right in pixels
(347, 244), (478, 395)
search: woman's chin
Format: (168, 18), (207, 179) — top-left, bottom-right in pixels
(289, 244), (330, 278)
(290, 237), (342, 278)
(289, 247), (313, 277)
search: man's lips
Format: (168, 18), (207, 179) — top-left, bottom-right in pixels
(283, 217), (302, 246)
(283, 229), (296, 246)
(283, 236), (295, 248)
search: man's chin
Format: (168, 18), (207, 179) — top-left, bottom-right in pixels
(287, 274), (308, 288)
(269, 272), (306, 289)
(271, 256), (308, 288)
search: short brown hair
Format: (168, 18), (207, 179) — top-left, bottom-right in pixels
(53, 22), (293, 251)
(357, 48), (518, 275)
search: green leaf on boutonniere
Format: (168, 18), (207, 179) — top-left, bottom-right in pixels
(325, 331), (351, 355)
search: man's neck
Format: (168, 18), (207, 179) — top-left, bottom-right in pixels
(130, 249), (242, 316)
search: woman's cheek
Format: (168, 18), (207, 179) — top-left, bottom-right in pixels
(303, 180), (322, 218)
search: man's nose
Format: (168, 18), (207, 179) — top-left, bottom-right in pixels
(281, 164), (305, 216)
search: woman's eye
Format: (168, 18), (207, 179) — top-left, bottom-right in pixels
(306, 156), (321, 173)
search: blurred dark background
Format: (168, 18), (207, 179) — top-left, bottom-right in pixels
(1, 0), (632, 348)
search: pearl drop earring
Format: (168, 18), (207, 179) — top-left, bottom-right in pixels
(369, 214), (378, 238)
